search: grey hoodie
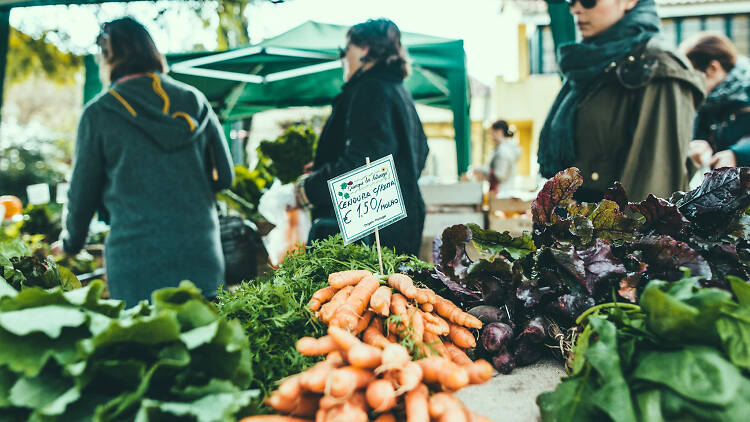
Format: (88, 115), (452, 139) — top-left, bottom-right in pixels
(62, 73), (234, 305)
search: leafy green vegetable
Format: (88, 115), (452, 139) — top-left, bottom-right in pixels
(216, 234), (429, 403)
(0, 279), (258, 421)
(256, 124), (317, 185)
(538, 274), (750, 422)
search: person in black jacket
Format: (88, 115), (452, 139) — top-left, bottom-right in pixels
(294, 18), (429, 255)
(681, 32), (750, 168)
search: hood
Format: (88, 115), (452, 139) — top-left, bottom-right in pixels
(702, 57), (750, 113)
(97, 73), (213, 152)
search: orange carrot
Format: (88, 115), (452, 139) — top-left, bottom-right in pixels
(300, 356), (342, 393)
(277, 374), (303, 400)
(438, 360), (470, 391)
(325, 392), (367, 422)
(443, 342), (472, 366)
(406, 307), (425, 344)
(388, 293), (409, 334)
(377, 343), (410, 373)
(297, 336), (338, 356)
(422, 311), (450, 336)
(353, 311), (374, 335)
(405, 383), (430, 422)
(328, 270), (372, 289)
(422, 332), (447, 357)
(369, 286), (392, 317)
(420, 302), (434, 313)
(266, 392), (296, 413)
(309, 286), (338, 311)
(320, 286), (354, 323)
(239, 416), (314, 422)
(466, 359), (494, 385)
(429, 393), (468, 422)
(387, 333), (399, 343)
(315, 409), (326, 422)
(331, 275), (381, 331)
(448, 322), (477, 349)
(373, 413), (396, 422)
(289, 394), (321, 417)
(363, 318), (392, 349)
(366, 379), (397, 412)
(416, 356), (445, 383)
(434, 297), (482, 329)
(325, 367), (375, 400)
(395, 361), (424, 394)
(328, 326), (363, 351)
(348, 343), (382, 369)
(415, 287), (437, 304)
(388, 273), (418, 299)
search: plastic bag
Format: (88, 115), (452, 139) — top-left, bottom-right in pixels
(258, 180), (312, 266)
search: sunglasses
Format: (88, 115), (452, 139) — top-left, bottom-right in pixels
(566, 0), (597, 9)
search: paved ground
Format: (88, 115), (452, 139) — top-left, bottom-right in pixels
(455, 360), (566, 422)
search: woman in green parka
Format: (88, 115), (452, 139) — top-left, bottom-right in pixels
(538, 0), (705, 202)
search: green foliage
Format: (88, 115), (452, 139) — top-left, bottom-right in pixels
(20, 204), (62, 243)
(257, 124), (317, 185)
(0, 237), (81, 292)
(0, 140), (68, 205)
(0, 280), (258, 421)
(215, 235), (429, 402)
(538, 274), (750, 422)
(7, 27), (82, 86)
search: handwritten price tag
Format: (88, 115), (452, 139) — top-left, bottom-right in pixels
(327, 155), (407, 244)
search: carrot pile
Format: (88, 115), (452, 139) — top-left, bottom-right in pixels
(240, 270), (496, 422)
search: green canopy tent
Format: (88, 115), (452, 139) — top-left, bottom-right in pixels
(103, 21), (472, 174)
(0, 2), (471, 173)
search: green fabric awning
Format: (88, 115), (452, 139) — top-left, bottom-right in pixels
(162, 21), (471, 174)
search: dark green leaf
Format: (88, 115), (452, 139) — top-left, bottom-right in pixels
(631, 346), (742, 406)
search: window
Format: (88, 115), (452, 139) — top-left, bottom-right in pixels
(662, 19), (677, 49)
(731, 15), (750, 56)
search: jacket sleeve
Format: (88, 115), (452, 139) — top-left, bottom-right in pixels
(619, 79), (698, 201)
(730, 140), (750, 167)
(205, 103), (234, 192)
(61, 108), (106, 254)
(302, 80), (399, 209)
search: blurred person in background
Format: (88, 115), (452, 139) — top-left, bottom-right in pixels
(486, 120), (521, 194)
(682, 32), (750, 169)
(56, 17), (233, 305)
(294, 18), (429, 256)
(538, 0), (704, 202)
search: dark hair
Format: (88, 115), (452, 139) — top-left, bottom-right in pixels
(681, 32), (737, 73)
(491, 120), (514, 137)
(97, 17), (165, 83)
(347, 18), (410, 78)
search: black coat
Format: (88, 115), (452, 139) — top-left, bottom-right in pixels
(302, 63), (429, 255)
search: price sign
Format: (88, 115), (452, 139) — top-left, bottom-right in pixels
(327, 155), (407, 244)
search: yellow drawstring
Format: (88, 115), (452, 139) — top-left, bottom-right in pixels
(172, 112), (196, 131)
(111, 73), (195, 132)
(148, 73), (170, 114)
(108, 89), (137, 117)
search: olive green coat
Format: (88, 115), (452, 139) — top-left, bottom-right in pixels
(571, 40), (705, 202)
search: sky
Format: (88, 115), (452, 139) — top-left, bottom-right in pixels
(9, 0), (522, 85)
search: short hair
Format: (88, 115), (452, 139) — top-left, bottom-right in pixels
(97, 17), (165, 83)
(491, 120), (514, 137)
(680, 32), (738, 73)
(347, 18), (410, 78)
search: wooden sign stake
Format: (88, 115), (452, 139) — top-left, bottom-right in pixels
(366, 156), (384, 275)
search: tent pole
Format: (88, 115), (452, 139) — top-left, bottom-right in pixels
(83, 54), (103, 104)
(448, 68), (470, 177)
(0, 10), (10, 130)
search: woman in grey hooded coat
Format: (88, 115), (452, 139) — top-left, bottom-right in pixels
(59, 17), (234, 305)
